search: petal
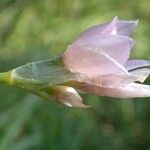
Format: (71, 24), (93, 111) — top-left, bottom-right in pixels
(72, 34), (135, 65)
(31, 85), (89, 108)
(50, 86), (89, 108)
(101, 83), (150, 98)
(62, 46), (129, 75)
(130, 68), (150, 83)
(76, 17), (138, 39)
(124, 59), (150, 70)
(77, 82), (150, 98)
(76, 18), (117, 39)
(72, 68), (150, 89)
(117, 20), (139, 36)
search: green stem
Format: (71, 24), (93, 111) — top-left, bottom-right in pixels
(0, 71), (13, 86)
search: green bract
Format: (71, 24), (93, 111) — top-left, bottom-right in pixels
(0, 58), (88, 108)
(11, 58), (74, 90)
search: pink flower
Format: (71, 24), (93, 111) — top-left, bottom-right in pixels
(56, 17), (150, 107)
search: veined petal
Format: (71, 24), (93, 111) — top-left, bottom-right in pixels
(62, 46), (129, 75)
(124, 59), (150, 70)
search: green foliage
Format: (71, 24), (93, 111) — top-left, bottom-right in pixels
(0, 0), (150, 149)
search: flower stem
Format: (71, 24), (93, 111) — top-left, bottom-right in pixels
(0, 71), (13, 86)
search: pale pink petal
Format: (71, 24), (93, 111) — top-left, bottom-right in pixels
(110, 68), (150, 84)
(124, 59), (150, 70)
(76, 20), (112, 39)
(63, 34), (134, 73)
(76, 17), (138, 39)
(62, 46), (129, 75)
(117, 20), (139, 36)
(51, 86), (89, 108)
(98, 83), (150, 98)
(76, 82), (150, 98)
(74, 69), (149, 88)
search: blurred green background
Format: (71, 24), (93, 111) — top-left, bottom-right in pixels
(0, 0), (150, 149)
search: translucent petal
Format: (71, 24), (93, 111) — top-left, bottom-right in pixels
(117, 20), (139, 36)
(73, 68), (150, 88)
(76, 17), (138, 39)
(77, 82), (150, 98)
(101, 83), (150, 98)
(50, 86), (89, 108)
(124, 59), (150, 70)
(63, 46), (129, 75)
(68, 34), (135, 66)
(130, 68), (150, 83)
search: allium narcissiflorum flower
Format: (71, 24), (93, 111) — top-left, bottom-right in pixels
(1, 17), (150, 108)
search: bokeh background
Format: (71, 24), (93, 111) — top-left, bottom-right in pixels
(0, 0), (150, 149)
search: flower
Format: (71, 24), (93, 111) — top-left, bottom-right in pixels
(6, 17), (150, 108)
(57, 17), (150, 107)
